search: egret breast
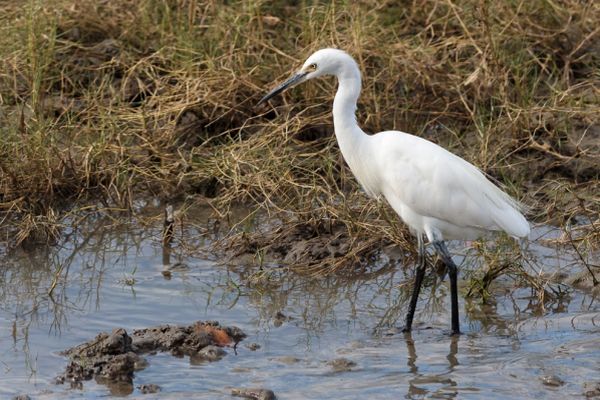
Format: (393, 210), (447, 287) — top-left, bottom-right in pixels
(343, 148), (382, 199)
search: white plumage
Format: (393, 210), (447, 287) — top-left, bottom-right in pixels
(373, 131), (530, 240)
(258, 48), (530, 335)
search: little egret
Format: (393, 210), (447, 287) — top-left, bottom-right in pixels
(258, 48), (529, 335)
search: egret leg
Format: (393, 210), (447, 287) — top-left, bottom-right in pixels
(432, 241), (460, 335)
(403, 236), (427, 333)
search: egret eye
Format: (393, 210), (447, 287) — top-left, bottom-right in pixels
(308, 63), (317, 71)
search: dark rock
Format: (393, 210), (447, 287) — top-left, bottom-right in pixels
(96, 352), (138, 382)
(274, 356), (300, 365)
(138, 383), (161, 394)
(57, 321), (245, 392)
(191, 345), (227, 363)
(273, 311), (290, 327)
(62, 360), (94, 382)
(246, 342), (261, 351)
(105, 380), (134, 397)
(232, 387), (277, 400)
(584, 382), (600, 398)
(328, 358), (357, 372)
(62, 328), (133, 359)
(541, 375), (565, 387)
(133, 357), (149, 371)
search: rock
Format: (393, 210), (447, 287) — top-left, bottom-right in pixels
(62, 328), (133, 359)
(231, 388), (277, 400)
(105, 381), (134, 397)
(541, 375), (565, 387)
(584, 382), (600, 398)
(273, 311), (290, 327)
(245, 342), (261, 351)
(96, 352), (139, 382)
(191, 345), (227, 363)
(328, 358), (357, 372)
(60, 360), (94, 383)
(57, 321), (245, 391)
(134, 356), (149, 371)
(273, 356), (300, 365)
(130, 321), (246, 355)
(138, 383), (161, 394)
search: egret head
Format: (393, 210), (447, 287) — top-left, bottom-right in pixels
(257, 48), (357, 106)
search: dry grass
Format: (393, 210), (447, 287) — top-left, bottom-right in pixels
(0, 0), (598, 288)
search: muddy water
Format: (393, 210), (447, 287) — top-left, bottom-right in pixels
(1, 212), (599, 399)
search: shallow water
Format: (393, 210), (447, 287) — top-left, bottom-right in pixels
(1, 211), (599, 399)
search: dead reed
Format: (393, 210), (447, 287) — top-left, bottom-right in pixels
(0, 1), (598, 291)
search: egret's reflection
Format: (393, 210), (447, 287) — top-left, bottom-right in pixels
(404, 331), (460, 399)
(447, 334), (459, 368)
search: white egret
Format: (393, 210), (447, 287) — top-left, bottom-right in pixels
(258, 48), (529, 335)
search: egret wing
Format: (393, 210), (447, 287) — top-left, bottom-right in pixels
(376, 132), (528, 238)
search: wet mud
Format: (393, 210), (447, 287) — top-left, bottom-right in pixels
(56, 321), (246, 392)
(231, 219), (392, 268)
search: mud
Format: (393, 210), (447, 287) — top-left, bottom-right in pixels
(231, 219), (391, 267)
(56, 321), (245, 390)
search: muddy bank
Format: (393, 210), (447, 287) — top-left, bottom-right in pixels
(229, 219), (396, 270)
(56, 321), (246, 394)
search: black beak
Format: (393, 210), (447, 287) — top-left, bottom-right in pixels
(257, 72), (308, 106)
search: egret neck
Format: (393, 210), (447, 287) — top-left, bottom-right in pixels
(332, 67), (379, 198)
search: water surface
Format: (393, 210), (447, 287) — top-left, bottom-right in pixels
(1, 211), (598, 399)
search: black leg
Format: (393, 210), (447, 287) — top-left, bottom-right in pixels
(432, 241), (460, 335)
(403, 236), (427, 333)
